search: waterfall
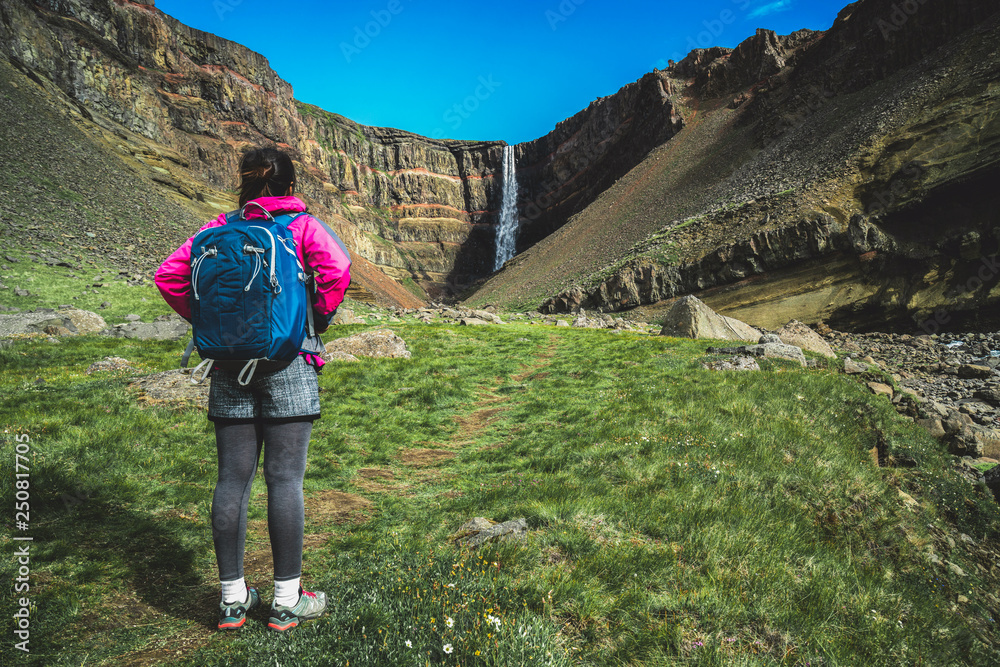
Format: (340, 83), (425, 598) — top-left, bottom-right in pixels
(494, 145), (519, 271)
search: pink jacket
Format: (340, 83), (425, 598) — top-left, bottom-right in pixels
(155, 196), (352, 328)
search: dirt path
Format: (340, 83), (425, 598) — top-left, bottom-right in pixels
(396, 334), (559, 465)
(114, 335), (561, 665)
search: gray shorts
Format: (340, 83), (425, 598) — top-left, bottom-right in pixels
(208, 355), (321, 422)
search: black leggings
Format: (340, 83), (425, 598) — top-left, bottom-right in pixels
(211, 420), (312, 582)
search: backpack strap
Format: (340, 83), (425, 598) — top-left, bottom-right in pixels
(271, 211), (308, 229)
(240, 201), (274, 221)
(272, 212), (316, 338)
(180, 338), (195, 368)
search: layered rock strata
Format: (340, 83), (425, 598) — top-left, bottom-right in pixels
(513, 72), (684, 249)
(0, 0), (506, 299)
(537, 0), (1000, 332)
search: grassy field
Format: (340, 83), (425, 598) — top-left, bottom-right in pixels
(2, 309), (1000, 665)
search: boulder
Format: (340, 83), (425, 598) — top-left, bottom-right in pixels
(325, 329), (411, 359)
(457, 517), (495, 533)
(128, 369), (209, 408)
(459, 317), (490, 326)
(754, 342), (807, 366)
(102, 317), (190, 341)
(659, 296), (760, 342)
(868, 382), (894, 398)
(974, 387), (1000, 406)
(916, 418), (946, 439)
(326, 351), (359, 363)
(62, 308), (110, 333)
(776, 320), (837, 358)
(844, 358), (868, 374)
(702, 356), (761, 371)
(947, 432), (984, 458)
(471, 310), (504, 325)
(333, 308), (366, 325)
(959, 364), (994, 380)
(705, 341), (807, 366)
(452, 517), (528, 549)
(0, 307), (107, 337)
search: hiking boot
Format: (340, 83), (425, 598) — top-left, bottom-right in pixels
(218, 587), (260, 630)
(268, 588), (328, 632)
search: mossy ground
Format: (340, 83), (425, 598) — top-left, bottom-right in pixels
(2, 313), (999, 665)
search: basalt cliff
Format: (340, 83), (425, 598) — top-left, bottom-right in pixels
(2, 0), (999, 331)
(476, 0), (1000, 333)
(0, 0), (681, 305)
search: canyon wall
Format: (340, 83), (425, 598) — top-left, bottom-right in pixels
(512, 72), (684, 250)
(5, 0), (999, 330)
(0, 0), (507, 300)
(530, 0), (1000, 333)
(0, 0), (691, 301)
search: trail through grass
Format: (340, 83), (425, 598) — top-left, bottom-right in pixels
(2, 324), (999, 665)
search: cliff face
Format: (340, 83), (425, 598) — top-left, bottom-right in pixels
(0, 0), (506, 301)
(502, 0), (1000, 333)
(0, 0), (697, 302)
(512, 72), (684, 250)
(6, 0), (1000, 329)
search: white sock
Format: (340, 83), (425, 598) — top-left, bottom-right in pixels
(274, 578), (301, 607)
(221, 578), (248, 605)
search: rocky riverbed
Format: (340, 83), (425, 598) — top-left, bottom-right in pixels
(822, 327), (1000, 460)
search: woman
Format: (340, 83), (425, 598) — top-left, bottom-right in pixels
(155, 147), (351, 631)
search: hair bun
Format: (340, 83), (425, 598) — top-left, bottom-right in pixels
(237, 148), (295, 206)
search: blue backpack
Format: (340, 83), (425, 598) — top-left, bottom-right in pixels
(187, 202), (315, 385)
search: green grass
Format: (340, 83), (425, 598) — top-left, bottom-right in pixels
(401, 276), (429, 301)
(2, 324), (999, 665)
(28, 174), (84, 203)
(1, 249), (174, 324)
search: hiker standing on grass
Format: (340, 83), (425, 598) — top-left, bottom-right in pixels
(155, 147), (351, 631)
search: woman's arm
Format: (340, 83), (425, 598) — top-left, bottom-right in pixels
(155, 216), (227, 321)
(299, 215), (352, 331)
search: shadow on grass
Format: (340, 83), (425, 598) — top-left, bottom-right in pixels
(31, 466), (207, 618)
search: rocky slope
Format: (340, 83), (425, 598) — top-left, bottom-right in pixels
(0, 0), (728, 305)
(470, 0), (1000, 334)
(0, 0), (507, 301)
(512, 71), (683, 250)
(4, 0), (1000, 329)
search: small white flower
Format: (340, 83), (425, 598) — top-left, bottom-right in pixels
(443, 643), (454, 654)
(446, 616), (454, 628)
(446, 583), (455, 588)
(405, 640), (412, 648)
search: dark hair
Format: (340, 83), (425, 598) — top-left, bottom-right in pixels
(238, 147), (296, 207)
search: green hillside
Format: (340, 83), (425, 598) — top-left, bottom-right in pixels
(466, 7), (1000, 326)
(2, 271), (999, 665)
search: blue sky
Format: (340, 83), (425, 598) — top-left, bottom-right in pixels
(156, 0), (848, 144)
